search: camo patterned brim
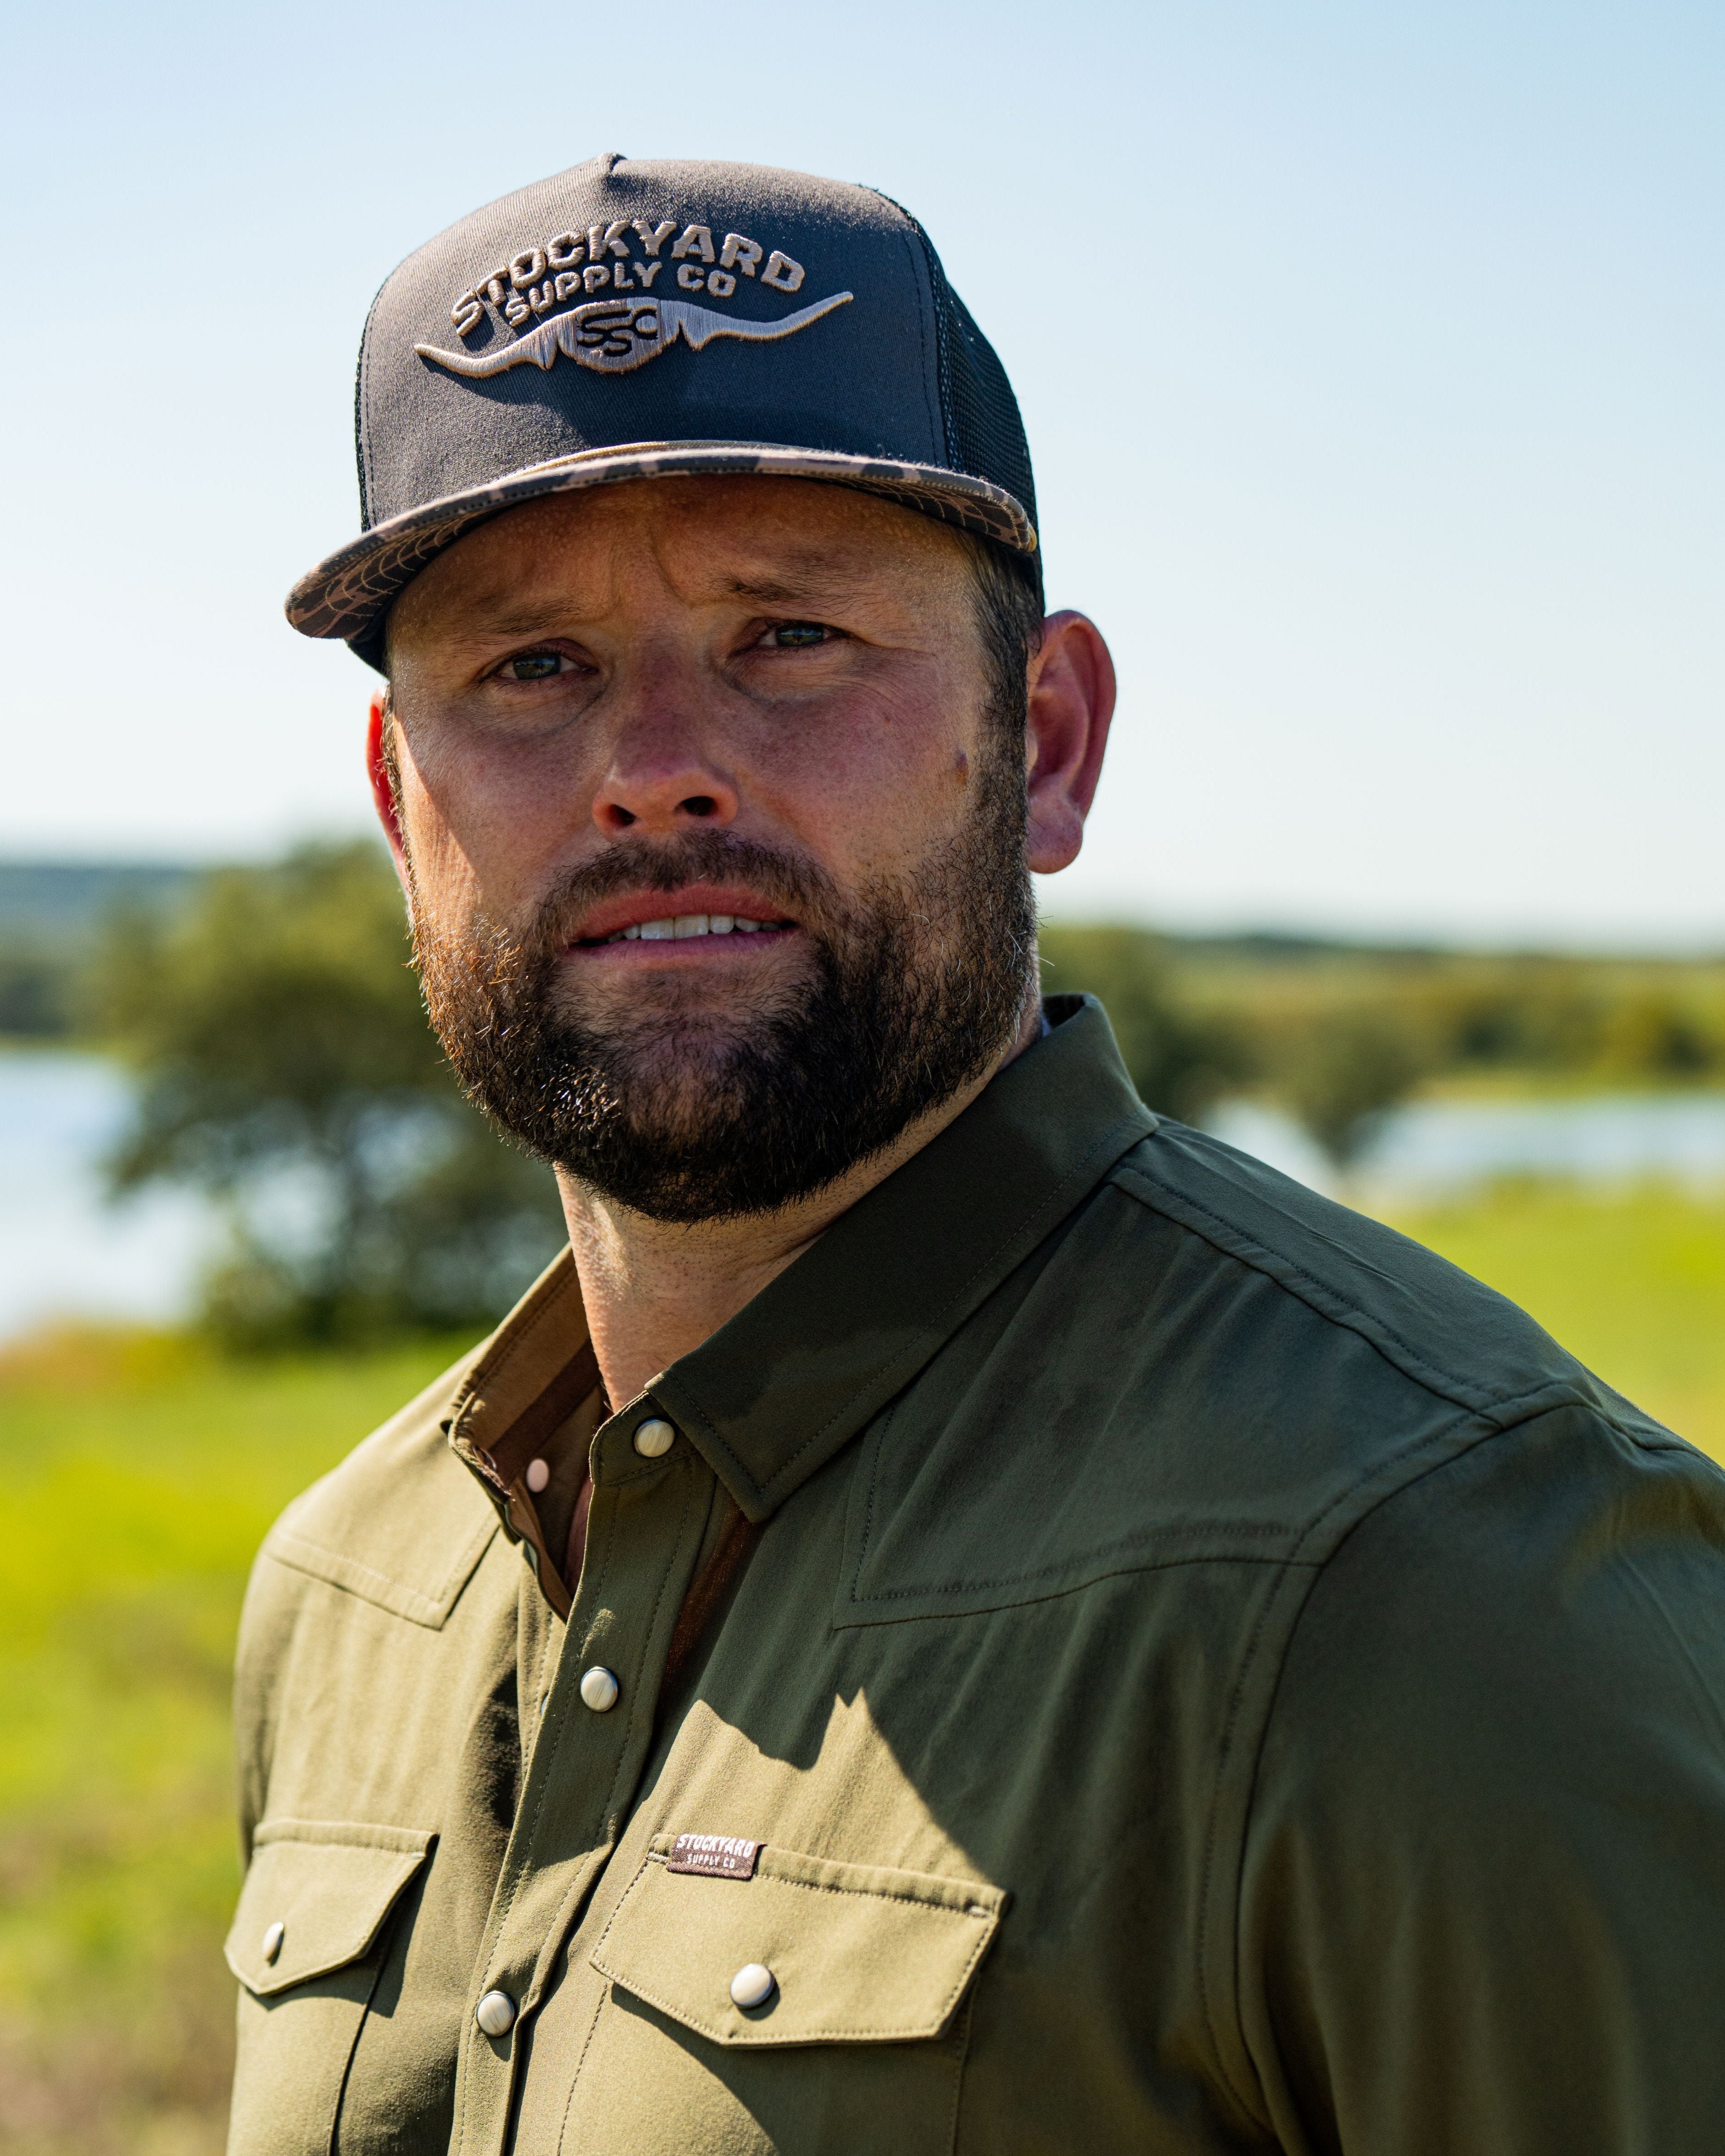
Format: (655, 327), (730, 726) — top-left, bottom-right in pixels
(285, 441), (1037, 660)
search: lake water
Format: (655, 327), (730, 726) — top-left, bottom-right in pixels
(1210, 1092), (1725, 1202)
(4, 1051), (1725, 1344)
(0, 1053), (210, 1342)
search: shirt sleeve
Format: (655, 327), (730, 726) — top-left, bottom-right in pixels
(1235, 1401), (1725, 2156)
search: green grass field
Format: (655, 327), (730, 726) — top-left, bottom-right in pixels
(0, 1184), (1720, 2151)
(0, 1331), (465, 2156)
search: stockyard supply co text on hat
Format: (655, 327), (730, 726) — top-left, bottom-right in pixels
(286, 153), (1040, 672)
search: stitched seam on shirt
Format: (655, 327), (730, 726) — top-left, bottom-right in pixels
(856, 1490), (1294, 1605)
(480, 1475), (629, 1959)
(1110, 1162), (1490, 1407)
(707, 1108), (1152, 1508)
(1200, 1464), (1436, 2120)
(264, 1522), (495, 1621)
(707, 1867), (997, 1919)
(842, 1549), (1319, 1622)
(596, 1464), (705, 1834)
(1194, 1561), (1300, 2130)
(855, 1400), (903, 1599)
(524, 1620), (559, 1775)
(252, 1821), (434, 1854)
(554, 1980), (612, 2150)
(326, 1928), (395, 2155)
(855, 1497), (1294, 1600)
(942, 1995), (972, 2155)
(1197, 1394), (1620, 2130)
(457, 1268), (586, 1428)
(1112, 1160), (1628, 1444)
(452, 1466), (638, 2156)
(595, 1875), (994, 2044)
(495, 1462), (709, 2068)
(1282, 1387), (1584, 1564)
(589, 1850), (656, 1962)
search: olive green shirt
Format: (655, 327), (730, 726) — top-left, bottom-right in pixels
(227, 996), (1725, 2156)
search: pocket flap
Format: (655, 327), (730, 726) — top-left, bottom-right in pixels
(590, 1841), (1004, 2047)
(225, 1819), (435, 1998)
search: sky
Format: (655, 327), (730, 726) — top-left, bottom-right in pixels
(0, 0), (1719, 948)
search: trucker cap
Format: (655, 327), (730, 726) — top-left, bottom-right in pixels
(285, 152), (1039, 672)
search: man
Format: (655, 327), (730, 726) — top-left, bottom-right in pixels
(231, 153), (1725, 2156)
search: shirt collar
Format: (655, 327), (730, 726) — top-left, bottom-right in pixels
(447, 995), (1154, 1525)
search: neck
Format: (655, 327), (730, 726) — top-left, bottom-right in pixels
(557, 999), (1043, 1411)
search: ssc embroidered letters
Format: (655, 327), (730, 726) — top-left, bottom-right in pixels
(422, 215), (840, 383)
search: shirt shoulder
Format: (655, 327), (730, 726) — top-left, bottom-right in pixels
(1110, 1117), (1664, 1439)
(846, 1117), (1689, 1626)
(1096, 1118), (1683, 1534)
(1234, 1390), (1725, 2153)
(251, 1349), (500, 1630)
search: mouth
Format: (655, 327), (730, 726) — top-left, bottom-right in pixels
(567, 884), (801, 953)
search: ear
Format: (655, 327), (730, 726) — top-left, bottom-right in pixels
(366, 691), (411, 892)
(1023, 611), (1116, 875)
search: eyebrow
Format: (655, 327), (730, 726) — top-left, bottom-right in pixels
(441, 557), (876, 646)
(466, 605), (575, 641)
(720, 568), (867, 609)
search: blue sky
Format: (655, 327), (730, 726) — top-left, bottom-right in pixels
(1, 0), (1719, 945)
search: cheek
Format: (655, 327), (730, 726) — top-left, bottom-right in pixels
(757, 669), (980, 876)
(400, 721), (594, 913)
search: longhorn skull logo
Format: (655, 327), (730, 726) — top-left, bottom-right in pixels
(416, 292), (853, 379)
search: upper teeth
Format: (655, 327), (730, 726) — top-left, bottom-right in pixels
(604, 914), (782, 943)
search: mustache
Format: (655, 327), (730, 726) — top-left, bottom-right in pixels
(511, 830), (847, 960)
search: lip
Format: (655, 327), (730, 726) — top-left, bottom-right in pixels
(566, 883), (799, 948)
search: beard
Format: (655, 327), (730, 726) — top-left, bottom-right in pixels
(405, 741), (1036, 1224)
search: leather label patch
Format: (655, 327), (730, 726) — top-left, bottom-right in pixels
(668, 1833), (762, 1881)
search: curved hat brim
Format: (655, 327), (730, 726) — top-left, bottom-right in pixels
(285, 440), (1037, 671)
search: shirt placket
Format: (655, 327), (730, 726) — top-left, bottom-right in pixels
(449, 1400), (715, 2156)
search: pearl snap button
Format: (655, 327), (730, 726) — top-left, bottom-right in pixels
(579, 1665), (620, 1712)
(633, 1418), (675, 1458)
(525, 1456), (550, 1494)
(261, 1920), (285, 1965)
(475, 1989), (517, 2037)
(729, 1962), (775, 2009)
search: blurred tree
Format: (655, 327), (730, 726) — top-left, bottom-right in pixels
(1425, 968), (1607, 1074)
(90, 843), (565, 1345)
(0, 950), (68, 1038)
(1598, 992), (1718, 1081)
(1273, 1010), (1429, 1170)
(1037, 925), (1249, 1123)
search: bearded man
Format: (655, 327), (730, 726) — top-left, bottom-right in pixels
(230, 156), (1725, 2156)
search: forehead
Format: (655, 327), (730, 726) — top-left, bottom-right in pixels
(389, 475), (971, 645)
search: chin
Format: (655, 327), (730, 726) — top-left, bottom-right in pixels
(556, 957), (810, 1035)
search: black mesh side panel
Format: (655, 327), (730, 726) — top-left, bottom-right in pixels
(942, 287), (1038, 533)
(871, 189), (1037, 537)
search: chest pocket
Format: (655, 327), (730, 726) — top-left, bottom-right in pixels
(571, 1842), (1004, 2156)
(225, 1819), (434, 2156)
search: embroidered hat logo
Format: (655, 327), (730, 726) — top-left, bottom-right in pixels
(416, 290), (853, 380)
(285, 157), (1041, 664)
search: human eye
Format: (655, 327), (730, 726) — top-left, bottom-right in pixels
(495, 649), (568, 682)
(756, 620), (838, 650)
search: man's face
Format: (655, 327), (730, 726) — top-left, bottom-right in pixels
(384, 476), (1038, 1220)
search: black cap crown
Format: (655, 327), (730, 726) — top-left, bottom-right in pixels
(286, 153), (1038, 671)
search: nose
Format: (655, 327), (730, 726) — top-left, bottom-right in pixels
(591, 716), (741, 840)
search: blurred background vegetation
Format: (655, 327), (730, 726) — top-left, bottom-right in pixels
(88, 845), (565, 1348)
(1, 846), (1724, 2150)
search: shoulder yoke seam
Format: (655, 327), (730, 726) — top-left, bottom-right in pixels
(1106, 1153), (1635, 1437)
